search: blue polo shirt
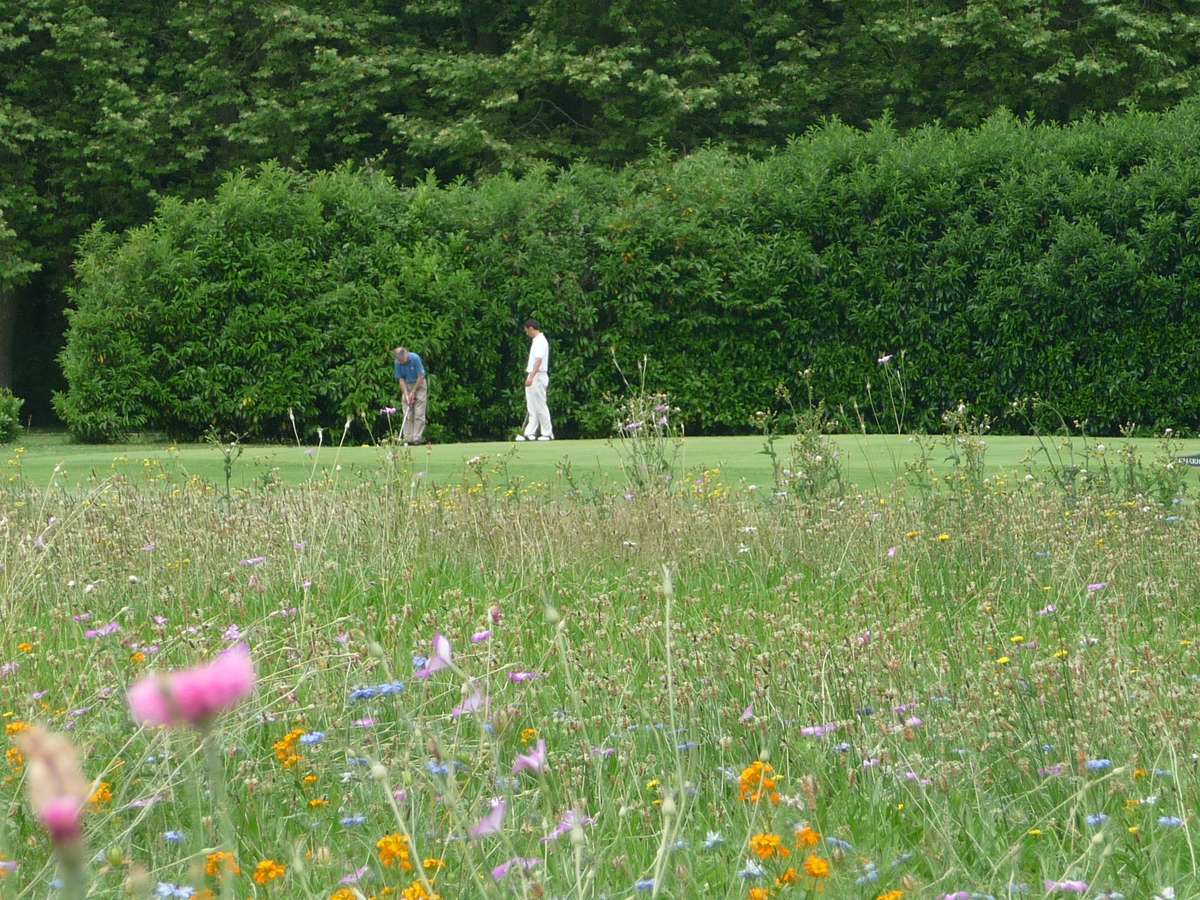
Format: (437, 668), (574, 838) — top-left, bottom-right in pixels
(394, 353), (425, 385)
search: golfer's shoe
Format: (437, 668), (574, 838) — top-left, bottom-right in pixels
(536, 435), (553, 441)
(514, 435), (529, 442)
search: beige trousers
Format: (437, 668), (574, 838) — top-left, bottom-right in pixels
(401, 380), (427, 443)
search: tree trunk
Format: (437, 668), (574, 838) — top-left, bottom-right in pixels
(0, 287), (13, 390)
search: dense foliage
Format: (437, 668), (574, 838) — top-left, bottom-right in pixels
(58, 103), (1200, 441)
(8, 0), (1200, 415)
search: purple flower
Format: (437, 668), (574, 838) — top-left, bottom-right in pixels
(340, 866), (368, 885)
(1087, 582), (1108, 592)
(800, 723), (837, 738)
(240, 556), (266, 567)
(451, 689), (486, 719)
(1038, 604), (1057, 617)
(492, 857), (540, 881)
(415, 634), (452, 679)
(508, 671), (540, 683)
(222, 624), (241, 642)
(542, 809), (594, 843)
(740, 704), (754, 723)
(469, 799), (506, 839)
(1045, 880), (1088, 893)
(513, 739), (547, 775)
(471, 629), (492, 644)
(84, 622), (120, 639)
(380, 406), (397, 416)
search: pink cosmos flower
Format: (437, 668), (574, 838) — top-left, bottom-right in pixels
(513, 739), (547, 775)
(127, 644), (256, 728)
(469, 799), (506, 839)
(39, 796), (83, 845)
(415, 634), (452, 680)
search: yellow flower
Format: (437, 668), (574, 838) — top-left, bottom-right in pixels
(401, 881), (439, 900)
(422, 858), (444, 871)
(331, 890), (357, 900)
(520, 727), (538, 745)
(904, 530), (920, 540)
(1027, 828), (1042, 837)
(995, 656), (1010, 666)
(749, 832), (789, 860)
(130, 651), (146, 665)
(309, 798), (329, 808)
(749, 889), (771, 900)
(776, 867), (798, 887)
(1128, 825), (1140, 835)
(803, 855), (831, 879)
(1054, 649), (1069, 659)
(303, 773), (319, 785)
(877, 892), (905, 900)
(936, 532), (950, 542)
(89, 781), (113, 809)
(205, 851), (239, 877)
(5, 747), (22, 769)
(645, 778), (661, 792)
(795, 825), (820, 848)
(5, 721), (29, 736)
(1009, 635), (1024, 644)
(17, 643), (33, 653)
(1132, 768), (1149, 780)
(253, 859), (286, 885)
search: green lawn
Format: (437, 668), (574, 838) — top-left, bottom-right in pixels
(7, 430), (1200, 492)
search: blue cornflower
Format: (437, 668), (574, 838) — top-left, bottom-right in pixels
(426, 761), (450, 776)
(1086, 758), (1113, 771)
(348, 757), (371, 766)
(738, 861), (766, 879)
(833, 742), (852, 753)
(163, 830), (186, 843)
(1158, 816), (1184, 827)
(341, 815), (367, 827)
(155, 885), (195, 899)
(634, 879), (655, 891)
(826, 836), (854, 851)
(378, 682), (405, 696)
(703, 831), (724, 850)
(412, 655), (428, 670)
(1086, 813), (1109, 827)
(299, 731), (325, 745)
(855, 862), (879, 885)
(350, 687), (379, 701)
(672, 839), (688, 851)
(1041, 744), (1054, 753)
(676, 741), (699, 751)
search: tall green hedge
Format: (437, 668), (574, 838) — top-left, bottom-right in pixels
(57, 103), (1200, 442)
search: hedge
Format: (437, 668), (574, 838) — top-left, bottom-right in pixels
(56, 102), (1200, 441)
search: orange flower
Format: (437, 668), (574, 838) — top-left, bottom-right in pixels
(876, 891), (904, 900)
(273, 728), (305, 768)
(205, 851), (240, 877)
(130, 651), (146, 665)
(749, 889), (771, 900)
(401, 881), (439, 900)
(253, 859), (286, 884)
(749, 832), (789, 860)
(331, 890), (357, 900)
(309, 797), (329, 808)
(5, 747), (22, 769)
(5, 722), (30, 737)
(738, 761), (781, 805)
(377, 833), (413, 871)
(88, 781), (113, 809)
(776, 867), (798, 887)
(795, 824), (820, 848)
(803, 855), (831, 879)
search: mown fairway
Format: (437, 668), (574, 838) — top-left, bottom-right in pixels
(1, 434), (1198, 898)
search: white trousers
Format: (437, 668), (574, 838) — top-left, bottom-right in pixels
(523, 372), (553, 438)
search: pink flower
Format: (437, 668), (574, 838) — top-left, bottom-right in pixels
(800, 723), (837, 737)
(340, 866), (369, 885)
(492, 857), (540, 881)
(469, 799), (506, 839)
(471, 629), (492, 644)
(451, 689), (487, 719)
(1087, 582), (1108, 592)
(739, 704), (754, 723)
(542, 809), (594, 843)
(39, 796), (83, 845)
(415, 634), (452, 680)
(1045, 880), (1088, 894)
(127, 644), (256, 728)
(513, 739), (547, 775)
(886, 546), (897, 559)
(489, 605), (502, 625)
(508, 671), (540, 683)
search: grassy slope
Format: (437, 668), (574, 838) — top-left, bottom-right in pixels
(8, 432), (1200, 492)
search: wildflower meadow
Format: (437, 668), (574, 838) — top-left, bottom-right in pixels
(0, 433), (1197, 899)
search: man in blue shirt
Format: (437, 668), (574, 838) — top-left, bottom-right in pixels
(392, 346), (428, 444)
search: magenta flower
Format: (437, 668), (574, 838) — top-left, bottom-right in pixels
(84, 622), (120, 639)
(489, 605), (503, 625)
(800, 723), (837, 737)
(39, 796), (84, 845)
(508, 671), (540, 683)
(1045, 880), (1088, 894)
(469, 799), (506, 839)
(380, 407), (397, 416)
(492, 857), (540, 881)
(542, 809), (595, 843)
(340, 866), (369, 885)
(471, 629), (492, 644)
(886, 546), (898, 559)
(240, 556), (266, 566)
(513, 739), (547, 775)
(415, 634), (452, 679)
(1087, 582), (1108, 592)
(127, 644), (256, 728)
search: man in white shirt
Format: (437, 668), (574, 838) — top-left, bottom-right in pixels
(516, 319), (553, 441)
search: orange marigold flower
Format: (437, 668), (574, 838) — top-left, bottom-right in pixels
(749, 888), (771, 900)
(377, 833), (413, 871)
(795, 824), (820, 848)
(205, 851), (240, 877)
(331, 890), (357, 900)
(520, 727), (538, 744)
(5, 722), (30, 736)
(17, 643), (33, 653)
(803, 855), (831, 879)
(876, 891), (904, 900)
(5, 746), (22, 769)
(776, 867), (798, 887)
(253, 859), (286, 885)
(422, 858), (444, 871)
(309, 797), (329, 808)
(749, 832), (789, 860)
